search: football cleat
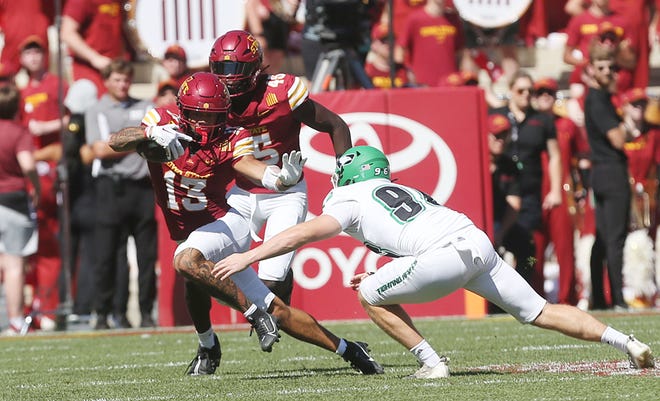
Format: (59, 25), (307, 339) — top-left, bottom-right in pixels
(408, 356), (450, 379)
(342, 341), (384, 375)
(185, 334), (222, 375)
(626, 335), (654, 369)
(94, 315), (110, 330)
(245, 307), (280, 352)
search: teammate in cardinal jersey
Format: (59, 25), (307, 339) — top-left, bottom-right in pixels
(210, 29), (353, 304)
(108, 72), (383, 376)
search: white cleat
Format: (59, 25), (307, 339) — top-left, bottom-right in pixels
(625, 336), (654, 369)
(408, 357), (450, 379)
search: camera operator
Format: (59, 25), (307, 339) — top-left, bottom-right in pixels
(301, 0), (382, 83)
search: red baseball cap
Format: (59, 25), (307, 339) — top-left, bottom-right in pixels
(19, 34), (45, 51)
(534, 77), (558, 93)
(621, 87), (648, 104)
(156, 79), (178, 96)
(598, 22), (623, 39)
(164, 44), (187, 61)
(487, 114), (511, 135)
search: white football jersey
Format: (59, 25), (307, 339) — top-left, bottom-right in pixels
(322, 179), (474, 257)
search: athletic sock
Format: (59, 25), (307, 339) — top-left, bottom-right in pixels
(335, 338), (348, 355)
(198, 327), (216, 349)
(410, 339), (442, 367)
(9, 317), (24, 330)
(600, 326), (629, 353)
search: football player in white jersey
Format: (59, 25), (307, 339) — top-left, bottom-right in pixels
(213, 145), (655, 378)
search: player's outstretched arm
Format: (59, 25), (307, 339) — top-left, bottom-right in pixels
(213, 215), (342, 280)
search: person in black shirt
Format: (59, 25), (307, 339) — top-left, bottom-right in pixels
(584, 43), (637, 310)
(490, 70), (563, 295)
(487, 113), (520, 250)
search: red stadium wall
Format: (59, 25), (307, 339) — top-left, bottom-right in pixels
(157, 87), (492, 327)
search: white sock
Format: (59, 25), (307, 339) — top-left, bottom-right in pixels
(198, 327), (216, 349)
(9, 317), (24, 329)
(410, 339), (442, 367)
(264, 292), (275, 310)
(600, 326), (629, 353)
(335, 338), (348, 355)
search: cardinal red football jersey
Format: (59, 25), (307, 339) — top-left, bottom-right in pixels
(142, 107), (254, 241)
(228, 73), (308, 193)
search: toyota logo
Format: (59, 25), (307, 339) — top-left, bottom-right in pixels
(300, 112), (457, 204)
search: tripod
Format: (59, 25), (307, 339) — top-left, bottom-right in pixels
(309, 45), (374, 94)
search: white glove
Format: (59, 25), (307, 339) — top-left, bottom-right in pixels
(145, 124), (193, 160)
(278, 150), (307, 186)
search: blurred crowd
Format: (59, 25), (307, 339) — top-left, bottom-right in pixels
(1, 0), (660, 335)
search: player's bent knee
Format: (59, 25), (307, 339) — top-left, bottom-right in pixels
(173, 248), (203, 277)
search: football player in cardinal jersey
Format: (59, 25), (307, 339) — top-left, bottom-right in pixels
(210, 29), (353, 304)
(109, 73), (383, 376)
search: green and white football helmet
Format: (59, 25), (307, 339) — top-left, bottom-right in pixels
(332, 146), (390, 187)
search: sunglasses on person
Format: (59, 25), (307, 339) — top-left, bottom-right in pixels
(514, 87), (533, 95)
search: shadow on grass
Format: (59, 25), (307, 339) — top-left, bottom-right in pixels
(232, 364), (508, 381)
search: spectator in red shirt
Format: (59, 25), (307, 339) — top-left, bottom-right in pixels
(609, 0), (654, 89)
(364, 6), (409, 88)
(563, 0), (635, 95)
(392, 0), (427, 40)
(160, 44), (192, 90)
(61, 0), (129, 97)
(619, 87), (660, 308)
(0, 0), (51, 70)
(394, 0), (472, 87)
(532, 77), (587, 306)
(18, 35), (69, 331)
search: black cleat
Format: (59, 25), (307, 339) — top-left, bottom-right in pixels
(140, 315), (156, 328)
(342, 341), (384, 375)
(185, 334), (222, 375)
(94, 315), (109, 330)
(245, 307), (280, 352)
(113, 314), (132, 329)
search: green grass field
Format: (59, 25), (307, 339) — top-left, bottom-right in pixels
(1, 311), (658, 401)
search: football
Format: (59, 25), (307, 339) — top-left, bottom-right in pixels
(136, 140), (187, 162)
